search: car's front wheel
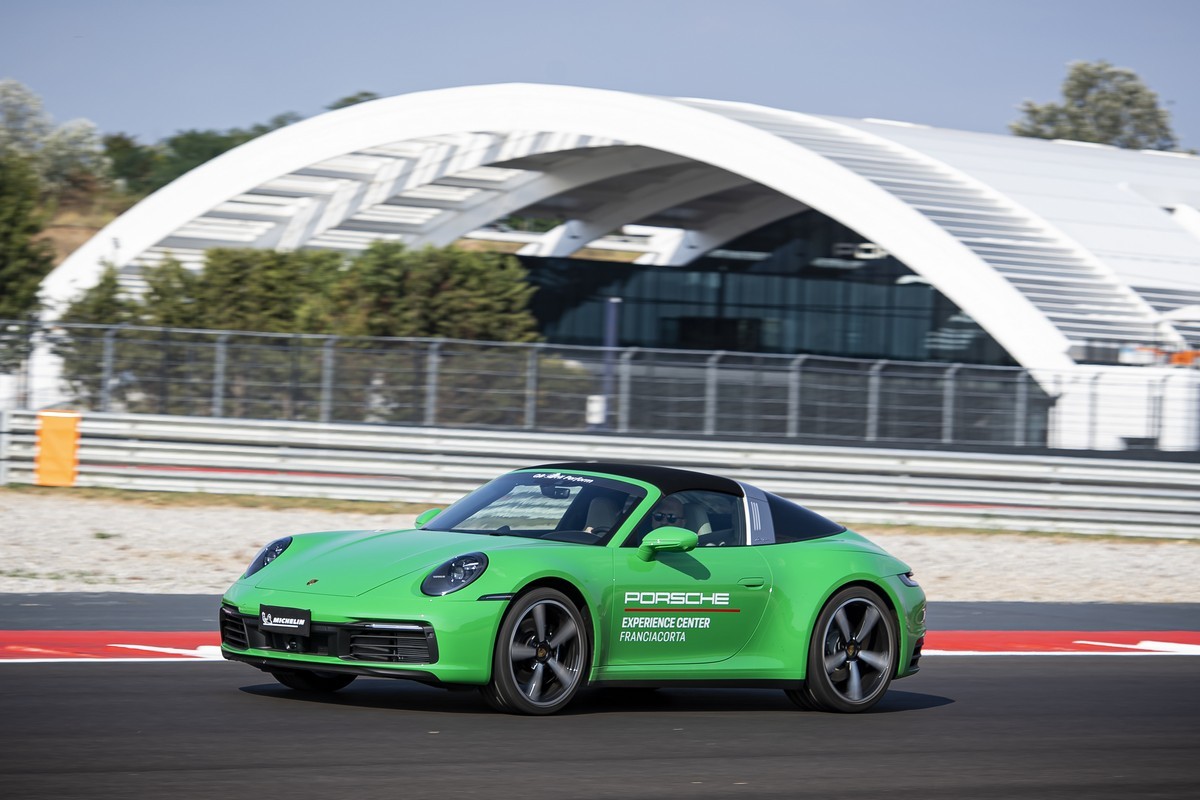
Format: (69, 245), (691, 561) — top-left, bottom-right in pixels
(270, 669), (356, 693)
(787, 586), (897, 713)
(482, 587), (588, 715)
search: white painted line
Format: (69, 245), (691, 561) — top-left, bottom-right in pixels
(1072, 640), (1200, 654)
(923, 650), (1199, 656)
(0, 657), (230, 664)
(109, 643), (224, 658)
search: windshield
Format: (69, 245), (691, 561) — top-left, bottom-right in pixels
(421, 471), (647, 545)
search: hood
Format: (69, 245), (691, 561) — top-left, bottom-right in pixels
(253, 528), (537, 597)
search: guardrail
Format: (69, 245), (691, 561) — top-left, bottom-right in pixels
(3, 410), (1199, 539)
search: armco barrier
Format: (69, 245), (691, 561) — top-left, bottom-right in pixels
(2, 410), (1199, 538)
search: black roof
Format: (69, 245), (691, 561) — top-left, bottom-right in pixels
(526, 462), (744, 497)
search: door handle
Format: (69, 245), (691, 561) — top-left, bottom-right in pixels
(739, 577), (765, 588)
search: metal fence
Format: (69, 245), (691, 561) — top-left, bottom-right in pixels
(2, 321), (1197, 453)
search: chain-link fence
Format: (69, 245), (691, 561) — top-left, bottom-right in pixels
(2, 321), (1196, 452)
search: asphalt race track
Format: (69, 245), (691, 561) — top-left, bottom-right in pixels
(3, 596), (1199, 799)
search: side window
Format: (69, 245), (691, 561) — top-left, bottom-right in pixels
(624, 490), (745, 547)
(765, 493), (846, 543)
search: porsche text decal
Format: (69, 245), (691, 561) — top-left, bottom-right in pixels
(619, 590), (738, 644)
(623, 591), (732, 608)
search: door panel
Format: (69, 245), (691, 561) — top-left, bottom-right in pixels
(606, 547), (772, 666)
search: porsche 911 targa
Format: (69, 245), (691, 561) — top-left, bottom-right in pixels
(220, 463), (926, 714)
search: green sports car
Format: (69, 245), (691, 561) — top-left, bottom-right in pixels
(220, 463), (926, 714)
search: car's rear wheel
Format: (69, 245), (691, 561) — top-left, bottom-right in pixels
(482, 587), (588, 715)
(787, 586), (896, 713)
(270, 669), (356, 693)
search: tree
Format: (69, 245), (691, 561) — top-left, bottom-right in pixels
(326, 243), (547, 427)
(139, 257), (200, 328)
(52, 263), (138, 407)
(0, 79), (110, 201)
(51, 243), (549, 419)
(103, 133), (163, 196)
(57, 262), (136, 325)
(0, 79), (51, 155)
(40, 118), (110, 202)
(318, 242), (565, 427)
(0, 150), (55, 320)
(192, 248), (344, 332)
(1011, 60), (1181, 150)
(55, 253), (337, 417)
(327, 91), (380, 110)
(148, 112), (301, 189)
(146, 128), (241, 189)
(332, 242), (540, 341)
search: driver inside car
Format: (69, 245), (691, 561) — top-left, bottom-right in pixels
(625, 493), (703, 547)
(649, 495), (686, 530)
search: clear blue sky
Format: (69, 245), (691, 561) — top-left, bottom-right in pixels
(4, 0), (1198, 148)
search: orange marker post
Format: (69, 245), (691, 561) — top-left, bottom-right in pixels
(34, 411), (82, 487)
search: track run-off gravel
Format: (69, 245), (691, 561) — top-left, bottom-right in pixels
(2, 489), (1197, 601)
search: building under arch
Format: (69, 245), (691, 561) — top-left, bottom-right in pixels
(36, 84), (1200, 450)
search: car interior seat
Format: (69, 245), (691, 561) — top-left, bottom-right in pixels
(584, 496), (619, 534)
(684, 503), (713, 536)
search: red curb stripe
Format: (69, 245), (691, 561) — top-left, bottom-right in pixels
(2, 630), (1199, 660)
(927, 630), (1200, 653)
(0, 631), (218, 660)
(623, 608), (742, 613)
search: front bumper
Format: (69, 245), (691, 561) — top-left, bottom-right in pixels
(884, 576), (926, 679)
(221, 605), (438, 658)
(219, 588), (509, 685)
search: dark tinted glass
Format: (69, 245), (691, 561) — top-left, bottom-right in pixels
(765, 493), (845, 543)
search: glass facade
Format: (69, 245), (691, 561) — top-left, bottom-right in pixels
(521, 209), (1017, 366)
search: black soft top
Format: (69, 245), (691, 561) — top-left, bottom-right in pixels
(525, 462), (744, 497)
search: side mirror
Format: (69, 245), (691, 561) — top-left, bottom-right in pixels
(637, 526), (698, 562)
(414, 508), (442, 528)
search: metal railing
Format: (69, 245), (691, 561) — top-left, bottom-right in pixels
(3, 410), (1198, 538)
(4, 321), (1198, 453)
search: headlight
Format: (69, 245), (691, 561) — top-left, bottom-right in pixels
(898, 571), (920, 588)
(244, 537), (293, 578)
(421, 553), (488, 596)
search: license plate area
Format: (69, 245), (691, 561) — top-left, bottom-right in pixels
(259, 605), (311, 636)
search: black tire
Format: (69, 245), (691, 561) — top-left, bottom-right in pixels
(783, 683), (819, 711)
(483, 587), (588, 715)
(270, 669), (356, 693)
(790, 586), (897, 713)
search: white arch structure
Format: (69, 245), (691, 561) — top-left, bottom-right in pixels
(44, 84), (1200, 371)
